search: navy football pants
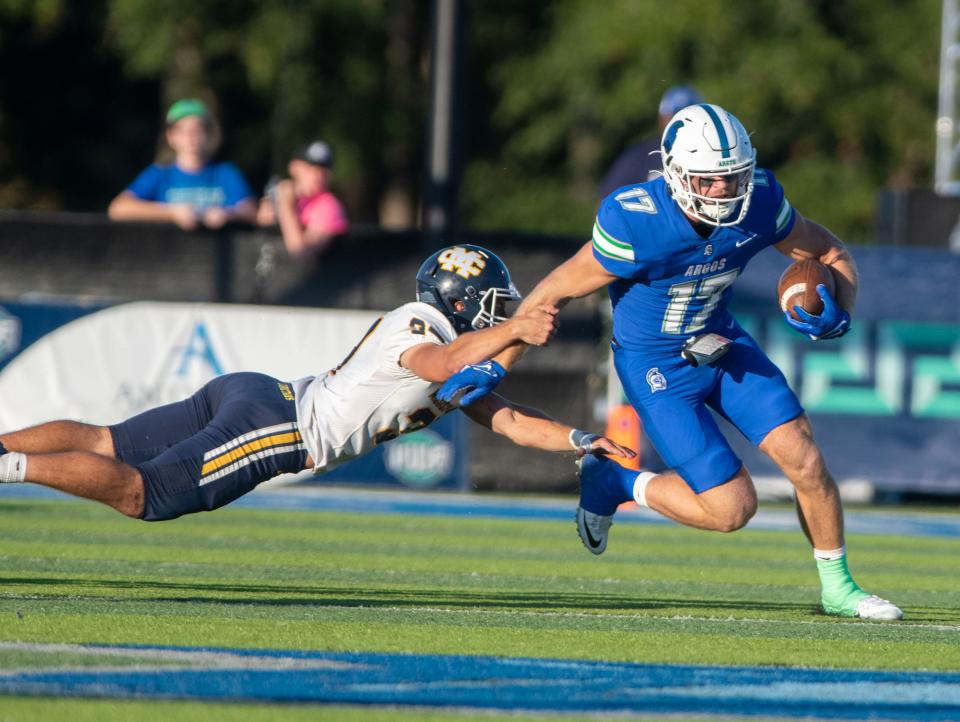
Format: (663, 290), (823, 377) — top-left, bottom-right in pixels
(108, 372), (308, 521)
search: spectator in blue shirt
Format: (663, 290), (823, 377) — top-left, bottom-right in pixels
(108, 98), (257, 230)
(597, 85), (703, 199)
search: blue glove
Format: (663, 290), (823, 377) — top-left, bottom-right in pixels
(436, 360), (506, 406)
(785, 284), (851, 340)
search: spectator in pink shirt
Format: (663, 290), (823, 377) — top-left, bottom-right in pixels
(257, 140), (349, 259)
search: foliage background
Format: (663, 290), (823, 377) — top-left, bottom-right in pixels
(0, 0), (941, 242)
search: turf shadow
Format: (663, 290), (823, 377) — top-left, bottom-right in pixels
(0, 576), (814, 615)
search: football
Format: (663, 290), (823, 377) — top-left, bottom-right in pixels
(777, 259), (836, 320)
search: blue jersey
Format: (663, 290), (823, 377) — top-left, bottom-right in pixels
(592, 170), (796, 351)
(127, 162), (254, 210)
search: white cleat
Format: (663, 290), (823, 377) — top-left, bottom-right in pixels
(576, 506), (613, 556)
(855, 595), (903, 621)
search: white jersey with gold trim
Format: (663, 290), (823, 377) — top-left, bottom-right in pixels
(292, 302), (457, 472)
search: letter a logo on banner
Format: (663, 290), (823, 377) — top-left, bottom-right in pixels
(176, 322), (224, 377)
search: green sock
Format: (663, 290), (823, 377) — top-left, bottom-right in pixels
(817, 554), (868, 616)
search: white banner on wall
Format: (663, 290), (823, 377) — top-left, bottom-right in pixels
(0, 302), (381, 429)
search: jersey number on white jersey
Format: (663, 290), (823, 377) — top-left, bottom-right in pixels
(372, 406), (437, 445)
(662, 269), (739, 334)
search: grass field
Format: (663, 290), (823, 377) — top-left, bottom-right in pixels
(0, 493), (958, 720)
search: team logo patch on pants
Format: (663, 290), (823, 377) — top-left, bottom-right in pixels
(646, 367), (667, 393)
(199, 422), (305, 487)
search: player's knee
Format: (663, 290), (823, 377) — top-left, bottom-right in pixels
(766, 416), (828, 485)
(702, 470), (757, 532)
(116, 470), (145, 519)
(714, 498), (757, 532)
(788, 443), (829, 490)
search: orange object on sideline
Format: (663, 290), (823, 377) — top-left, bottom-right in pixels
(605, 404), (641, 470)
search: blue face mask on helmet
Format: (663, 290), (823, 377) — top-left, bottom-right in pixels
(415, 245), (522, 334)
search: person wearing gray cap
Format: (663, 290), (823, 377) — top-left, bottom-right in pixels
(597, 85), (703, 199)
(257, 140), (349, 259)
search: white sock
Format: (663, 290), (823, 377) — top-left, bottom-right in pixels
(632, 471), (656, 507)
(0, 452), (27, 483)
(813, 545), (846, 561)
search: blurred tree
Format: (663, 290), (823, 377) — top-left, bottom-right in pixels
(0, 0), (159, 210)
(103, 0), (428, 223)
(0, 0), (943, 243)
(461, 0), (941, 243)
(0, 0), (429, 224)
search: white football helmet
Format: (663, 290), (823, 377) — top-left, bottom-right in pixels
(660, 104), (756, 227)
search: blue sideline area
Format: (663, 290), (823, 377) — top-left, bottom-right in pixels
(1, 483), (959, 539)
(0, 644), (958, 720)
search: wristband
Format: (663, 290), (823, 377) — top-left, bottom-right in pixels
(569, 429), (595, 451)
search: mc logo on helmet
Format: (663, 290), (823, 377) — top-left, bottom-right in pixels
(437, 247), (487, 278)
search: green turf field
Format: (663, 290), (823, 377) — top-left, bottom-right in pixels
(0, 496), (958, 720)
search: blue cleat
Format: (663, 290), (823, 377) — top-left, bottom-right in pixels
(575, 454), (633, 555)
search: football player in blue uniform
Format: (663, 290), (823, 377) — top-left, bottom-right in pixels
(438, 104), (901, 621)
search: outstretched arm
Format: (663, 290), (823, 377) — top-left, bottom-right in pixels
(460, 393), (635, 459)
(108, 191), (200, 231)
(400, 305), (559, 382)
(436, 242), (618, 405)
(494, 242), (619, 371)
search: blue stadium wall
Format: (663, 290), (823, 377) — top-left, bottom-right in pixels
(721, 247), (960, 497)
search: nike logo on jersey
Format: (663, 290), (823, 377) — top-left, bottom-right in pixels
(735, 233), (759, 248)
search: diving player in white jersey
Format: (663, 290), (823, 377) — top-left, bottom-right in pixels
(0, 244), (633, 521)
(436, 106), (902, 621)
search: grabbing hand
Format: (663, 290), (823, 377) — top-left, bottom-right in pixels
(569, 429), (637, 460)
(785, 284), (851, 340)
(436, 360), (506, 406)
(508, 305), (559, 347)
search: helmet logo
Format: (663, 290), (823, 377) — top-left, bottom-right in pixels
(663, 119), (684, 153)
(437, 247), (487, 279)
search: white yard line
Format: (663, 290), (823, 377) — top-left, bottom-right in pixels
(0, 641), (361, 672)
